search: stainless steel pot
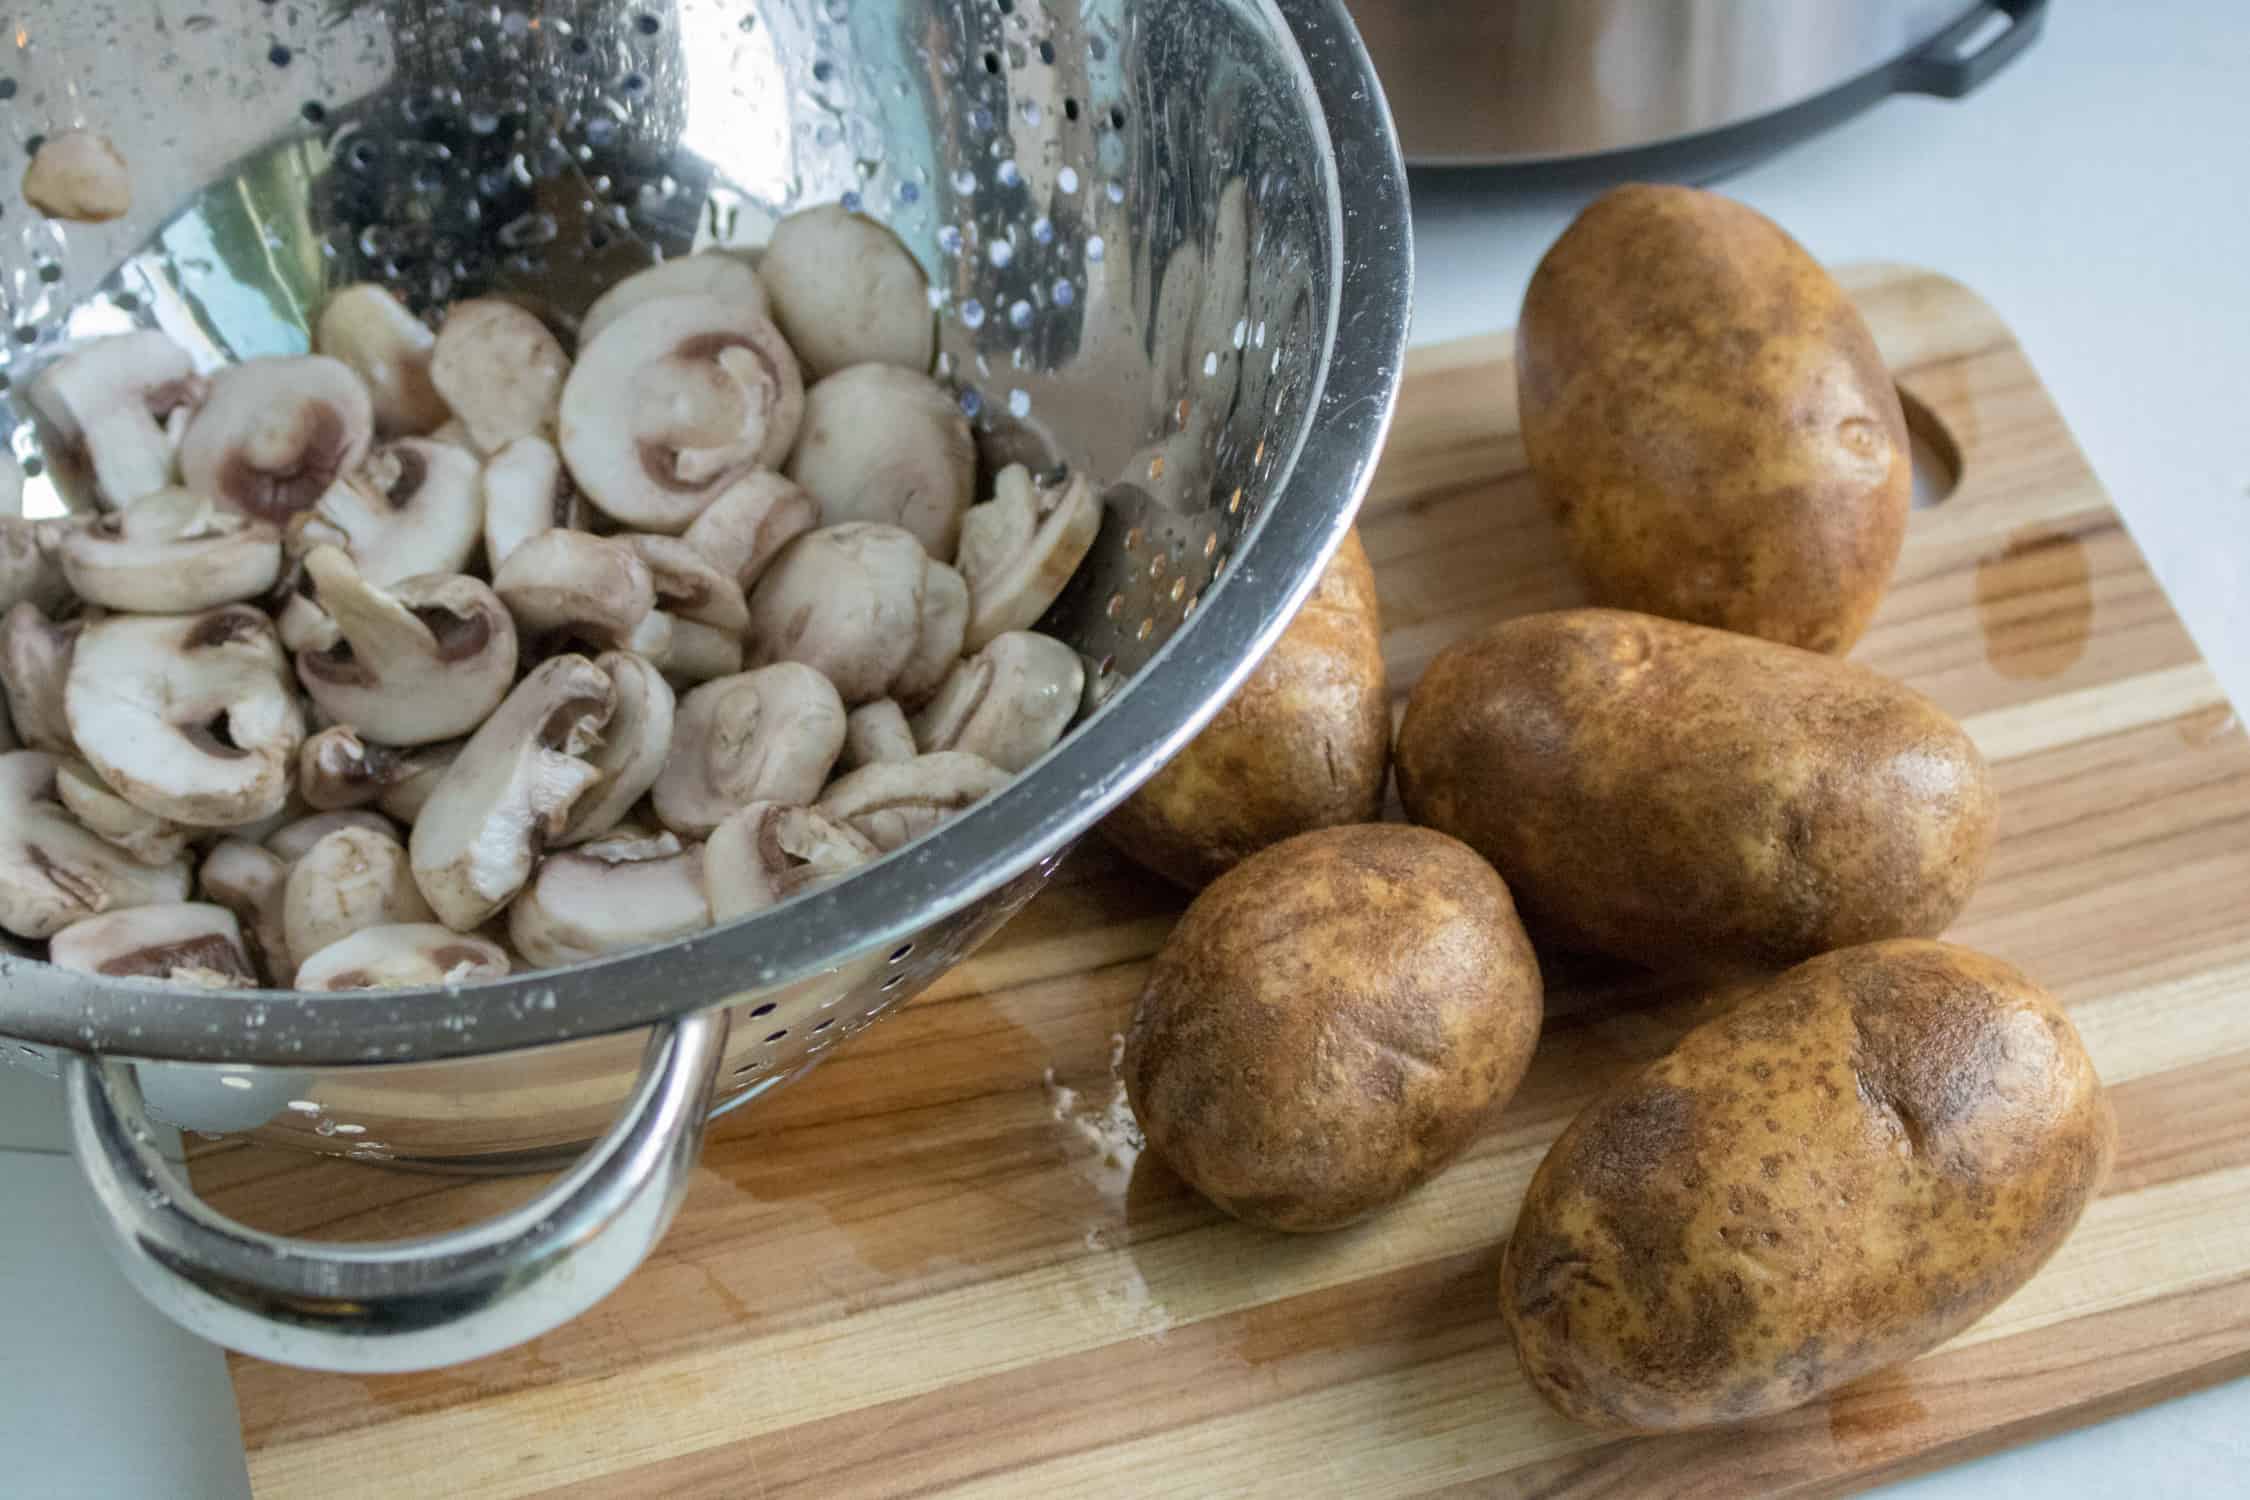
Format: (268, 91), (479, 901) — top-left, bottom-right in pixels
(1349, 0), (2047, 171)
(0, 0), (1411, 1371)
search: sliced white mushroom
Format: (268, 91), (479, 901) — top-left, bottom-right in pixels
(49, 903), (259, 988)
(315, 283), (450, 437)
(0, 750), (192, 939)
(296, 438), (484, 585)
(54, 756), (194, 865)
(273, 590), (341, 655)
(22, 130), (132, 223)
(264, 808), (400, 863)
(893, 559), (969, 710)
(294, 546), (516, 744)
(576, 824), (683, 862)
(0, 603), (79, 755)
(759, 203), (935, 378)
(559, 650), (674, 845)
(956, 466), (1101, 649)
(842, 698), (917, 768)
(428, 298), (570, 455)
(64, 606), (303, 827)
(910, 630), (1084, 773)
(704, 801), (877, 922)
(745, 523), (934, 704)
(651, 662), (845, 839)
(680, 470), (817, 593)
(814, 751), (1010, 853)
(408, 654), (614, 930)
(430, 417), (473, 450)
(579, 252), (770, 348)
(0, 517), (72, 615)
(293, 922), (511, 991)
(788, 364), (975, 557)
(491, 529), (655, 648)
(177, 356), (375, 523)
(507, 839), (711, 969)
(481, 434), (587, 570)
(648, 615), (742, 685)
(557, 293), (803, 532)
(298, 725), (463, 814)
(56, 486), (282, 611)
(622, 534), (749, 634)
(375, 741), (462, 826)
(282, 825), (435, 966)
(197, 837), (293, 984)
(25, 330), (203, 511)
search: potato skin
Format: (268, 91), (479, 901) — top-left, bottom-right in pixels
(1124, 823), (1542, 1232)
(1395, 609), (1994, 972)
(1103, 529), (1388, 890)
(1501, 940), (2113, 1432)
(1517, 184), (1909, 654)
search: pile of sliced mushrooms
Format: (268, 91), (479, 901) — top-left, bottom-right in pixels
(0, 203), (1101, 993)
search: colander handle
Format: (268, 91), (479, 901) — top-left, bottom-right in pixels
(58, 1008), (729, 1374)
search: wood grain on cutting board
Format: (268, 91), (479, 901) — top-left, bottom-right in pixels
(193, 265), (2250, 1498)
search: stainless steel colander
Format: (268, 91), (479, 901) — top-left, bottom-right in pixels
(0, 0), (1408, 1370)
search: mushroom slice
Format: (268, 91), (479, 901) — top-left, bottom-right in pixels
(557, 293), (803, 531)
(0, 517), (72, 615)
(651, 662), (845, 839)
(198, 838), (293, 984)
(681, 471), (817, 592)
(54, 756), (194, 865)
(22, 130), (132, 224)
(375, 741), (461, 826)
(298, 725), (462, 813)
(482, 434), (587, 570)
(623, 534), (749, 634)
(759, 204), (935, 378)
(25, 330), (203, 511)
(179, 355), (376, 523)
(704, 801), (878, 922)
(492, 529), (655, 648)
(408, 654), (614, 930)
(283, 825), (435, 965)
(788, 364), (975, 556)
(264, 808), (399, 863)
(0, 603), (80, 755)
(49, 903), (259, 988)
(0, 751), (193, 938)
(648, 615), (743, 686)
(429, 299), (570, 455)
(843, 698), (917, 768)
(559, 651), (675, 845)
(293, 922), (511, 991)
(577, 824), (683, 863)
(745, 523), (930, 704)
(815, 752), (1010, 854)
(57, 486), (282, 611)
(893, 559), (969, 710)
(579, 253), (770, 347)
(65, 606), (304, 827)
(299, 438), (484, 585)
(507, 840), (711, 969)
(295, 545), (518, 745)
(316, 283), (450, 437)
(910, 631), (1084, 772)
(956, 466), (1101, 650)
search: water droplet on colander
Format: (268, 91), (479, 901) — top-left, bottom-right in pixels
(960, 297), (985, 329)
(315, 1118), (338, 1136)
(1085, 235), (1105, 263)
(1058, 166), (1080, 194)
(840, 189), (861, 213)
(968, 106), (993, 135)
(497, 211), (557, 250)
(1107, 181), (1126, 204)
(1022, 100), (1043, 126)
(1031, 216), (1053, 245)
(959, 387), (984, 418)
(1008, 299), (1032, 328)
(468, 109), (501, 136)
(1052, 279), (1075, 307)
(936, 224), (962, 256)
(996, 159), (1021, 188)
(500, 9), (530, 38)
(988, 240), (1013, 268)
(1008, 389), (1031, 418)
(584, 114), (619, 148)
(951, 167), (977, 196)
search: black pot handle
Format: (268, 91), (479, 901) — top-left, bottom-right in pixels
(1897, 0), (2050, 100)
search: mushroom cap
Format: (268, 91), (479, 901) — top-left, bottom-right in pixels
(315, 283), (449, 437)
(25, 329), (201, 512)
(0, 516), (73, 617)
(787, 364), (975, 557)
(179, 355), (376, 523)
(375, 741), (461, 826)
(49, 903), (259, 987)
(22, 130), (132, 223)
(651, 661), (846, 839)
(481, 434), (586, 571)
(0, 602), (80, 756)
(298, 725), (460, 813)
(282, 825), (435, 965)
(0, 750), (193, 938)
(428, 298), (570, 455)
(842, 698), (917, 769)
(298, 438), (485, 585)
(558, 293), (803, 532)
(579, 253), (771, 348)
(57, 486), (282, 612)
(622, 534), (750, 634)
(197, 836), (293, 984)
(649, 615), (744, 686)
(910, 630), (1083, 773)
(704, 801), (878, 923)
(54, 755), (194, 865)
(491, 529), (655, 648)
(64, 606), (304, 827)
(293, 922), (511, 990)
(558, 650), (675, 845)
(295, 545), (519, 746)
(407, 654), (614, 931)
(893, 558), (969, 710)
(264, 808), (400, 863)
(274, 591), (341, 655)
(759, 204), (935, 378)
(507, 841), (711, 969)
(957, 466), (1102, 650)
(815, 751), (1009, 853)
(680, 470), (818, 592)
(745, 522), (931, 704)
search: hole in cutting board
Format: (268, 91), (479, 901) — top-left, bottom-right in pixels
(1898, 384), (1961, 509)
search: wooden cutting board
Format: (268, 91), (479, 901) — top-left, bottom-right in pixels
(192, 264), (2250, 1498)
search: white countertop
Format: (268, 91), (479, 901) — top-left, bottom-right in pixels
(3, 3), (2245, 1494)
